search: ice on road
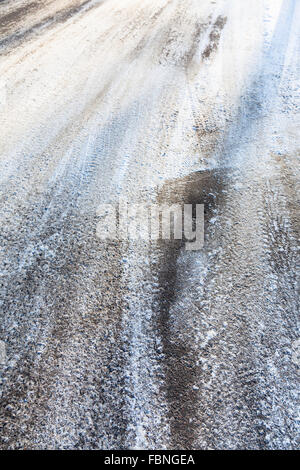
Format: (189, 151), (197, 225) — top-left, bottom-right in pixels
(0, 0), (299, 449)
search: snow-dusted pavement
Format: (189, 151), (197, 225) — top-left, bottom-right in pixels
(0, 0), (299, 449)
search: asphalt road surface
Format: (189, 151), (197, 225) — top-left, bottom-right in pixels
(0, 0), (299, 449)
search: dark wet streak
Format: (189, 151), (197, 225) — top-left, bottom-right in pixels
(154, 169), (225, 449)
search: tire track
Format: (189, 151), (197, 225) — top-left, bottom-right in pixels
(0, 0), (106, 53)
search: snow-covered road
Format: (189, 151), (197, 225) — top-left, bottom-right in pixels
(0, 0), (299, 449)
